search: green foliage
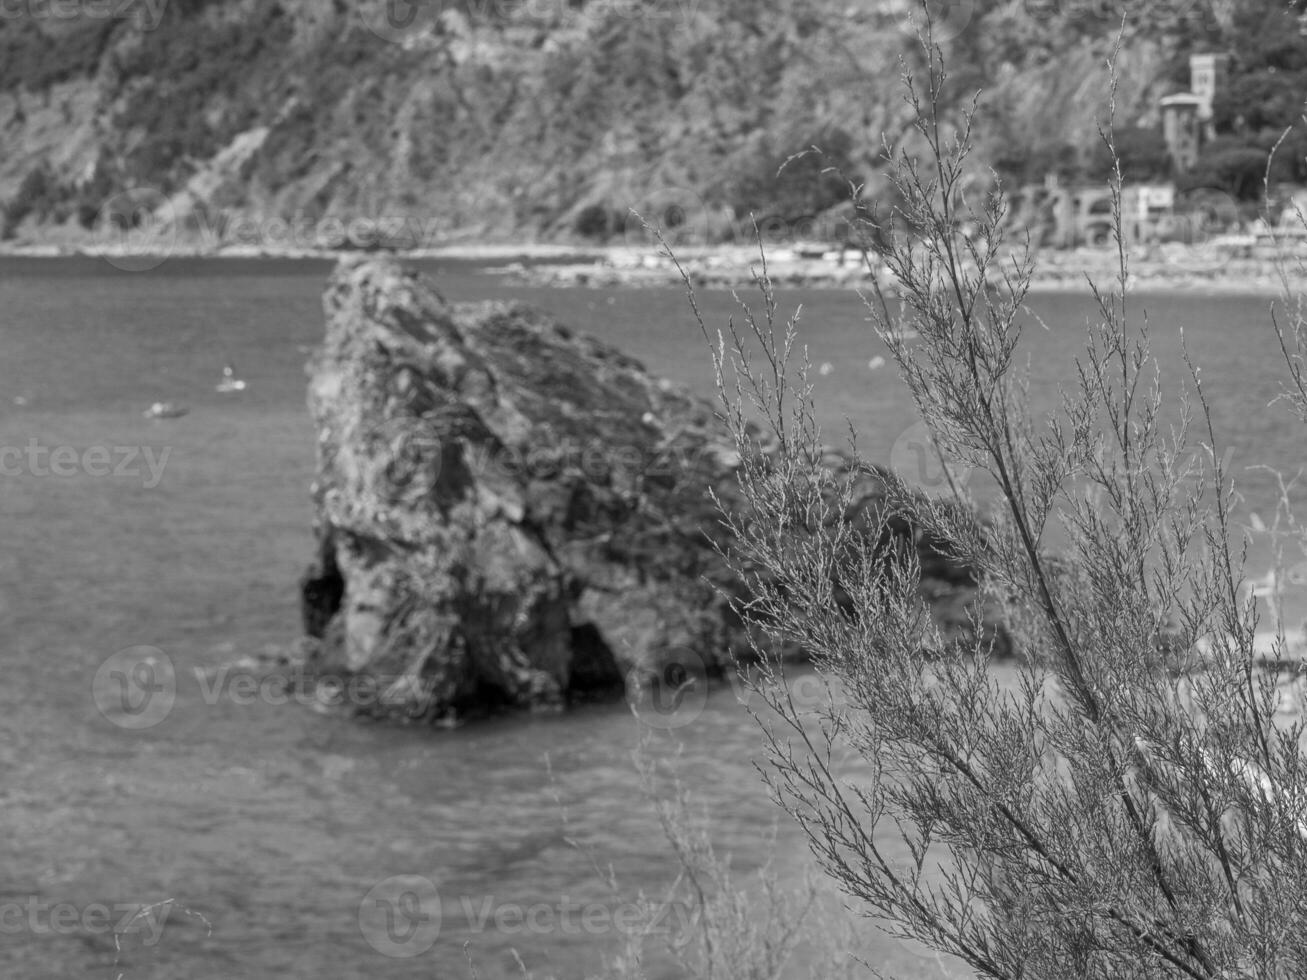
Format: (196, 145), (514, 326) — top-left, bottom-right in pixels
(72, 160), (121, 229)
(1222, 0), (1307, 74)
(730, 129), (860, 232)
(1089, 126), (1173, 183)
(993, 142), (1084, 186)
(4, 0), (1305, 241)
(112, 1), (293, 188)
(2, 163), (68, 238)
(1179, 137), (1280, 200)
(573, 203), (617, 239)
(0, 18), (118, 92)
(1206, 0), (1307, 182)
(1213, 70), (1307, 143)
(694, 33), (1307, 980)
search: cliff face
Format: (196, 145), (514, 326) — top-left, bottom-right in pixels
(0, 0), (1212, 246)
(300, 259), (1007, 722)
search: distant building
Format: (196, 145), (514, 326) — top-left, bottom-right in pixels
(1189, 53), (1230, 136)
(1160, 94), (1204, 172)
(1018, 181), (1180, 248)
(1023, 52), (1229, 248)
(1161, 53), (1229, 171)
(1121, 184), (1176, 244)
(1040, 182), (1115, 248)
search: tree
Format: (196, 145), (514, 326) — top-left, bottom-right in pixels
(730, 128), (860, 231)
(687, 29), (1307, 980)
(1213, 69), (1307, 147)
(3, 163), (62, 238)
(1088, 125), (1172, 183)
(1208, 0), (1307, 183)
(994, 141), (1083, 186)
(1180, 137), (1276, 201)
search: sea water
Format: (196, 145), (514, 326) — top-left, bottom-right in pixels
(0, 256), (1301, 979)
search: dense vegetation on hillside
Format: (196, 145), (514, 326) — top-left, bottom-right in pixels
(1201, 0), (1307, 196)
(0, 0), (1303, 244)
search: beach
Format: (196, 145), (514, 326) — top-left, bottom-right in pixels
(2, 236), (1302, 296)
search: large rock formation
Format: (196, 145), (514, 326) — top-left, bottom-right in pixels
(299, 258), (1004, 723)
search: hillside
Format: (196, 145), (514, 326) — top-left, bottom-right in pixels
(0, 0), (1294, 249)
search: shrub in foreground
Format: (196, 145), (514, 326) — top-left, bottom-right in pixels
(690, 32), (1307, 980)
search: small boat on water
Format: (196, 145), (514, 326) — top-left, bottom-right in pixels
(144, 401), (189, 419)
(216, 363), (247, 393)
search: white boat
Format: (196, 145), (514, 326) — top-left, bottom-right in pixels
(216, 363), (247, 393)
(144, 401), (188, 419)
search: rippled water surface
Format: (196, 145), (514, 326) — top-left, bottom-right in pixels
(1, 257), (1302, 979)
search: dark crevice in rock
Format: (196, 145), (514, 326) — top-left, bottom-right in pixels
(565, 623), (626, 702)
(300, 528), (344, 639)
